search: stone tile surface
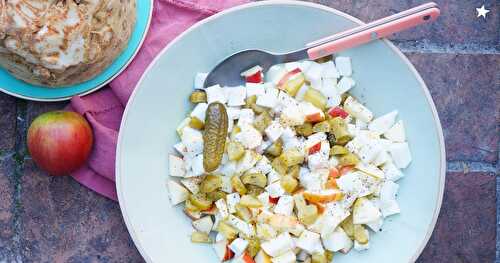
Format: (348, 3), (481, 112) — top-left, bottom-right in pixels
(310, 0), (500, 47)
(405, 53), (499, 163)
(0, 93), (17, 154)
(0, 157), (17, 261)
(18, 160), (142, 263)
(418, 172), (496, 262)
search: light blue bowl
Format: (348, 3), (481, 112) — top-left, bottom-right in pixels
(0, 0), (153, 101)
(116, 2), (446, 262)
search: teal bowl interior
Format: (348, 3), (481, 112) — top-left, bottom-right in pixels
(116, 2), (445, 263)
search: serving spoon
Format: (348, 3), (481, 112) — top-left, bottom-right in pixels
(203, 2), (440, 88)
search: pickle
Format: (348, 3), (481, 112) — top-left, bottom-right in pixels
(191, 231), (212, 243)
(354, 224), (369, 244)
(311, 253), (327, 263)
(217, 221), (239, 240)
(339, 153), (360, 166)
(246, 238), (261, 258)
(254, 111), (272, 133)
(312, 121), (330, 133)
(330, 145), (349, 156)
(329, 117), (351, 144)
(206, 190), (227, 202)
(287, 165), (300, 179)
(281, 175), (298, 193)
(203, 102), (228, 172)
(266, 139), (283, 157)
(246, 185), (265, 196)
(240, 195), (263, 208)
(227, 140), (245, 161)
(271, 157), (288, 175)
(246, 95), (268, 114)
(231, 175), (248, 195)
(189, 90), (207, 103)
(189, 117), (205, 130)
(340, 215), (355, 239)
(241, 172), (267, 188)
(303, 88), (327, 110)
(235, 204), (253, 222)
(280, 148), (305, 167)
(296, 123), (314, 136)
(200, 174), (223, 193)
(189, 193), (213, 210)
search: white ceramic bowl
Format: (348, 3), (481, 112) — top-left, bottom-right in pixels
(116, 2), (446, 262)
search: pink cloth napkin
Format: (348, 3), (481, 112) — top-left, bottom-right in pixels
(68, 0), (248, 201)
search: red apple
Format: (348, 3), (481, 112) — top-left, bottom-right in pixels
(27, 111), (93, 176)
(328, 106), (349, 119)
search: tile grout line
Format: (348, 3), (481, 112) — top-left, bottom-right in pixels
(447, 161), (498, 174)
(11, 99), (27, 262)
(394, 40), (500, 55)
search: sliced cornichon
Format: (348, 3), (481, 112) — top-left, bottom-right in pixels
(203, 102), (228, 172)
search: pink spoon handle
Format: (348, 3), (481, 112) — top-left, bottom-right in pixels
(307, 5), (440, 59)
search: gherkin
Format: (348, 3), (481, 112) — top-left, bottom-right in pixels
(203, 102), (228, 172)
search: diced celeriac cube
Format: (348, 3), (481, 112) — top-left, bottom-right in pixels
(190, 103), (208, 123)
(174, 142), (188, 156)
(169, 155), (185, 177)
(167, 180), (189, 205)
(336, 171), (363, 193)
(257, 192), (271, 208)
(271, 250), (296, 263)
(229, 238), (249, 257)
(355, 118), (368, 129)
(357, 139), (383, 164)
(194, 72), (208, 90)
(321, 204), (350, 235)
(255, 156), (272, 174)
(192, 216), (214, 234)
(368, 110), (398, 135)
(322, 227), (353, 252)
(267, 169), (281, 185)
(246, 83), (266, 98)
(215, 199), (230, 219)
(212, 240), (232, 261)
(226, 86), (247, 106)
(335, 57), (352, 76)
(256, 140), (272, 154)
(190, 154), (205, 176)
(265, 120), (284, 142)
(267, 65), (288, 85)
(226, 193), (241, 213)
(299, 169), (328, 192)
(337, 76), (355, 94)
(227, 215), (255, 237)
(266, 181), (286, 198)
(238, 109), (255, 126)
(237, 150), (261, 173)
(280, 104), (305, 126)
(219, 161), (238, 177)
(206, 84), (227, 104)
(257, 88), (279, 108)
(180, 177), (202, 194)
(355, 162), (385, 179)
(365, 216), (384, 232)
(384, 119), (406, 142)
(296, 230), (321, 254)
(343, 96), (373, 123)
(354, 240), (370, 251)
(235, 124), (263, 149)
(353, 198), (382, 224)
(372, 150), (391, 166)
(388, 142), (412, 169)
(274, 195), (294, 216)
(381, 161), (404, 181)
(304, 62), (322, 88)
(326, 93), (342, 108)
(317, 78), (338, 98)
(321, 61), (340, 79)
(307, 153), (329, 170)
(261, 233), (295, 257)
(226, 107), (241, 120)
(181, 127), (204, 157)
(379, 181), (400, 217)
(277, 91), (297, 111)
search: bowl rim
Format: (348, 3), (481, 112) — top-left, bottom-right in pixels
(116, 1), (446, 262)
(0, 0), (154, 102)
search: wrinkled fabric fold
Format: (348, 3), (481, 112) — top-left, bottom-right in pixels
(68, 0), (248, 201)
